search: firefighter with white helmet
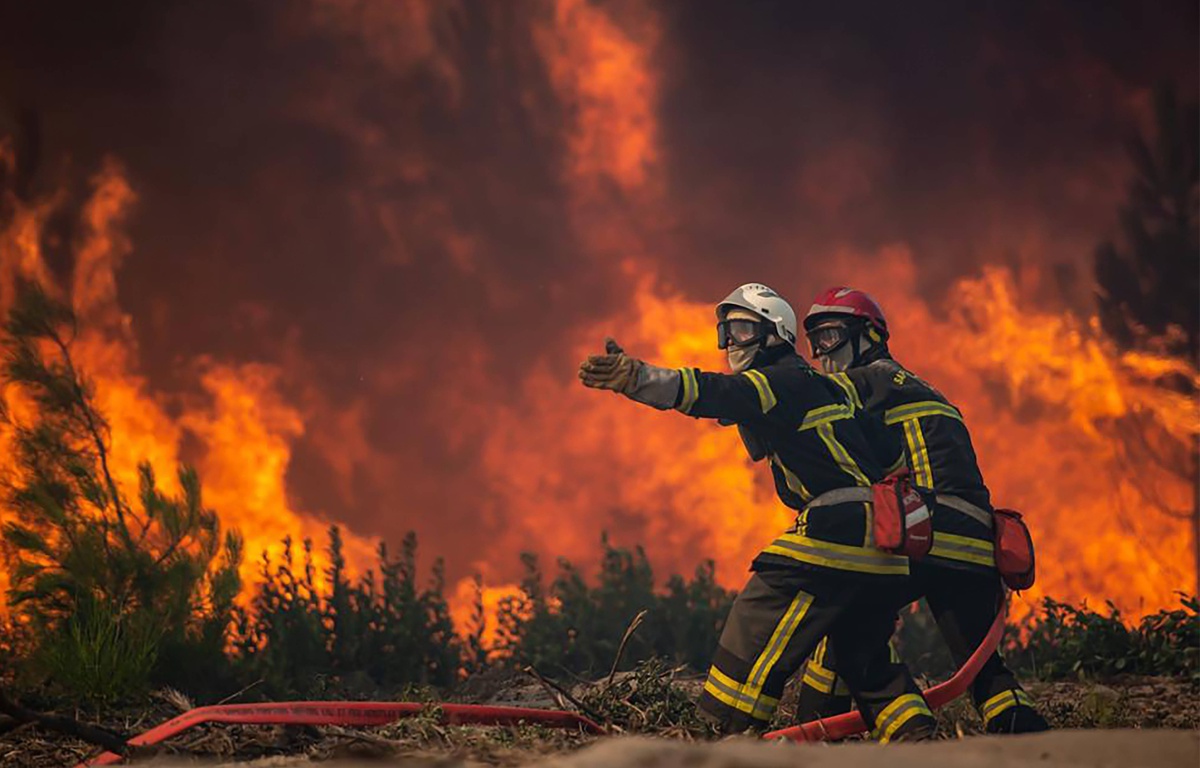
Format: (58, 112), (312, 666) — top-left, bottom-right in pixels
(797, 286), (1049, 734)
(579, 283), (936, 741)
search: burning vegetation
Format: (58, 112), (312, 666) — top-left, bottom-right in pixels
(0, 4), (1195, 762)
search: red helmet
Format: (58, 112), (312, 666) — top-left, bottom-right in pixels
(803, 286), (889, 339)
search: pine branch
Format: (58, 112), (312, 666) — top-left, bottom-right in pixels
(0, 688), (130, 755)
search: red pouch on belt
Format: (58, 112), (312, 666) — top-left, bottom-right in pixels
(993, 508), (1035, 590)
(871, 470), (933, 559)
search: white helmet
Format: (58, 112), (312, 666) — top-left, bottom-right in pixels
(716, 283), (798, 346)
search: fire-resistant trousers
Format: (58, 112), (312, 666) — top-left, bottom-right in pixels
(699, 565), (935, 741)
(794, 564), (1046, 732)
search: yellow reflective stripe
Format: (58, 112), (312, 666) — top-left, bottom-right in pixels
(798, 403), (854, 431)
(676, 368), (699, 413)
(741, 369), (778, 413)
(873, 693), (933, 743)
(827, 372), (862, 410)
(817, 422), (871, 485)
(813, 636), (828, 665)
(763, 533), (909, 575)
(929, 532), (995, 567)
(802, 661), (837, 693)
(704, 664), (780, 721)
(771, 454), (813, 502)
(884, 400), (963, 425)
(805, 638), (851, 695)
(746, 590), (813, 694)
(981, 689), (1034, 722)
(901, 418), (934, 487)
(889, 641), (900, 663)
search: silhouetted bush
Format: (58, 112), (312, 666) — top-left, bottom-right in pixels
(231, 527), (460, 697)
(494, 534), (735, 677)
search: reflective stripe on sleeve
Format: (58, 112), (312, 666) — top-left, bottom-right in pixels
(741, 369), (778, 413)
(798, 403), (854, 431)
(676, 368), (700, 413)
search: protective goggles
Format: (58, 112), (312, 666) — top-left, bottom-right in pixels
(805, 321), (853, 357)
(717, 318), (769, 349)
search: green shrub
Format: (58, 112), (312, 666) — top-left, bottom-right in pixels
(1004, 594), (1199, 682)
(0, 281), (243, 702)
(495, 534), (735, 677)
(231, 527), (461, 697)
(37, 596), (160, 705)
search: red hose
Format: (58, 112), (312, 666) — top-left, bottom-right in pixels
(78, 604), (1007, 764)
(78, 701), (603, 767)
(763, 600), (1008, 742)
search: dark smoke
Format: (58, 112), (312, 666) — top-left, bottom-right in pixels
(0, 0), (1195, 583)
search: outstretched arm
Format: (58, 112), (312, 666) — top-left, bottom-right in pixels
(578, 338), (682, 410)
(578, 340), (777, 426)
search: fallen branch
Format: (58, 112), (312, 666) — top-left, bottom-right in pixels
(522, 666), (606, 727)
(0, 689), (129, 755)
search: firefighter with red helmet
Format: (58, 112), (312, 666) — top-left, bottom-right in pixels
(578, 283), (936, 741)
(798, 286), (1049, 734)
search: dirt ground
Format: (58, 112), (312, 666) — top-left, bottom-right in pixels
(141, 730), (1199, 768)
(5, 675), (1197, 767)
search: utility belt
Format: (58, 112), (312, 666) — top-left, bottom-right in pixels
(805, 486), (1037, 589)
(933, 495), (1035, 591)
(806, 470), (932, 559)
(935, 494), (992, 528)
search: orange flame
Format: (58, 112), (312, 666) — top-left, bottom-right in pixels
(0, 158), (378, 605)
(3, 2), (1193, 643)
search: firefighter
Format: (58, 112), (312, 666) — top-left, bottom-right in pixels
(578, 283), (936, 741)
(797, 286), (1050, 734)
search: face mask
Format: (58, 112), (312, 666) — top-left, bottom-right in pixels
(818, 343), (854, 373)
(727, 344), (758, 373)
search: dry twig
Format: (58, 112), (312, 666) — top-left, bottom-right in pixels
(606, 609), (647, 688)
(522, 666), (607, 727)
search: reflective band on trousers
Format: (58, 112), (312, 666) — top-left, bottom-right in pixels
(872, 693), (932, 743)
(937, 494), (993, 528)
(801, 660), (836, 692)
(703, 591), (814, 723)
(981, 688), (1035, 723)
(703, 665), (779, 722)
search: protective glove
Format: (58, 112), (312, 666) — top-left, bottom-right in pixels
(579, 338), (643, 393)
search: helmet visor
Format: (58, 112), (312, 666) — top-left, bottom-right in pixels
(806, 323), (851, 357)
(717, 318), (767, 349)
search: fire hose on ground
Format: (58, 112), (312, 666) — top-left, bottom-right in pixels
(78, 603), (1006, 766)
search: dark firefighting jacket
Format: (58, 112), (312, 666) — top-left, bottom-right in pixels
(825, 354), (996, 572)
(673, 346), (909, 577)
